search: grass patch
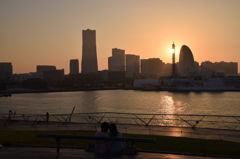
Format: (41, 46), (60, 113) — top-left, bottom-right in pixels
(123, 134), (240, 158)
(0, 130), (240, 158)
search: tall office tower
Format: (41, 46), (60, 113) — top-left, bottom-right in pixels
(0, 62), (12, 80)
(108, 48), (125, 71)
(70, 59), (79, 74)
(81, 29), (98, 74)
(172, 42), (176, 77)
(126, 54), (140, 78)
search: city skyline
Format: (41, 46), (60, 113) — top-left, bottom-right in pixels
(1, 0), (240, 74)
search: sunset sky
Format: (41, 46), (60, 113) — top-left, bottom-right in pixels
(1, 0), (240, 74)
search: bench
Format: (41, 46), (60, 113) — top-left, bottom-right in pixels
(36, 134), (156, 155)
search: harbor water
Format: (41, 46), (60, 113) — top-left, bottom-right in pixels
(0, 90), (240, 116)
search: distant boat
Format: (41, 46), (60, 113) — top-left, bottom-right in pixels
(133, 79), (161, 90)
(160, 77), (240, 91)
(142, 84), (159, 91)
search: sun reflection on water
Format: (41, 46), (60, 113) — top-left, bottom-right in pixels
(159, 95), (175, 114)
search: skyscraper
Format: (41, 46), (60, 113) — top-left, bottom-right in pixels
(70, 59), (79, 74)
(81, 29), (98, 74)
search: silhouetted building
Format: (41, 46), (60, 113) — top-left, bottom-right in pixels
(11, 72), (41, 82)
(98, 70), (108, 83)
(126, 54), (140, 78)
(70, 59), (79, 74)
(161, 63), (172, 77)
(140, 59), (148, 78)
(108, 71), (125, 83)
(0, 62), (12, 81)
(11, 73), (31, 82)
(108, 48), (125, 71)
(141, 58), (164, 79)
(178, 45), (195, 76)
(37, 65), (56, 78)
(81, 29), (98, 74)
(43, 69), (64, 81)
(148, 58), (164, 78)
(108, 57), (113, 71)
(194, 61), (200, 76)
(141, 58), (165, 78)
(201, 61), (238, 77)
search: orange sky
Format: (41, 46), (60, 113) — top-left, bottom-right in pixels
(1, 0), (240, 74)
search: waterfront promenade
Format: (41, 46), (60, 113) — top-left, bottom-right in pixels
(1, 119), (240, 143)
(1, 120), (239, 159)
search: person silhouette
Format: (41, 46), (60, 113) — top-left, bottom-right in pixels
(94, 122), (110, 153)
(109, 123), (126, 154)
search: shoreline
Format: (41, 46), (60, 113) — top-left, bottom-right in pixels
(3, 88), (240, 96)
(4, 87), (125, 95)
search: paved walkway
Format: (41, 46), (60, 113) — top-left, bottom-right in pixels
(0, 147), (229, 159)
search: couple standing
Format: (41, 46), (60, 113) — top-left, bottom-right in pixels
(95, 122), (125, 154)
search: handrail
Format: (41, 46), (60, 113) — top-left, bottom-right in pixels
(1, 112), (240, 130)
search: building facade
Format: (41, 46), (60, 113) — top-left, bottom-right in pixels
(36, 65), (56, 78)
(178, 45), (195, 76)
(108, 48), (125, 71)
(141, 58), (166, 78)
(81, 29), (98, 74)
(126, 54), (140, 78)
(201, 61), (238, 77)
(43, 69), (64, 81)
(140, 59), (148, 78)
(147, 58), (164, 78)
(0, 62), (12, 81)
(70, 59), (79, 74)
